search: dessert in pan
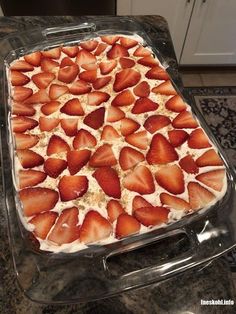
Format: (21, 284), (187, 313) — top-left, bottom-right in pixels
(9, 34), (226, 253)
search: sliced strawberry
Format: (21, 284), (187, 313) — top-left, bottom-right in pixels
(106, 106), (125, 123)
(41, 101), (60, 115)
(196, 149), (223, 167)
(14, 133), (39, 149)
(12, 116), (38, 133)
(41, 58), (59, 72)
(39, 117), (60, 132)
(125, 130), (148, 150)
(19, 169), (47, 189)
(58, 64), (79, 83)
(73, 129), (97, 149)
(119, 57), (135, 69)
(69, 80), (92, 95)
(93, 166), (121, 198)
(80, 210), (112, 244)
(137, 56), (158, 68)
(17, 149), (44, 169)
(134, 206), (169, 227)
(11, 71), (30, 86)
(152, 80), (177, 95)
(167, 130), (189, 147)
(32, 72), (55, 89)
(196, 169), (225, 192)
(131, 97), (159, 114)
(120, 118), (140, 136)
(146, 134), (178, 165)
(44, 158), (67, 178)
(133, 46), (151, 57)
(123, 165), (155, 195)
(48, 207), (80, 245)
(101, 35), (120, 45)
(19, 187), (59, 216)
(119, 146), (144, 170)
(99, 60), (117, 75)
(145, 66), (169, 80)
(92, 76), (111, 90)
(165, 95), (187, 112)
(155, 164), (184, 195)
(60, 98), (84, 116)
(80, 40), (98, 51)
(107, 43), (129, 59)
(188, 129), (211, 149)
(172, 111), (198, 129)
(12, 86), (33, 102)
(76, 49), (96, 66)
(120, 37), (138, 49)
(111, 90), (135, 107)
(89, 144), (117, 167)
(79, 69), (97, 83)
(41, 47), (61, 59)
(188, 182), (215, 210)
(83, 107), (105, 130)
(81, 63), (97, 71)
(179, 155), (199, 174)
(61, 118), (78, 137)
(30, 211), (58, 240)
(113, 68), (141, 92)
(62, 46), (79, 57)
(24, 51), (41, 66)
(132, 196), (152, 213)
(115, 213), (140, 239)
(107, 200), (125, 223)
(12, 102), (36, 116)
(94, 42), (108, 56)
(144, 115), (171, 134)
(87, 91), (110, 106)
(59, 175), (88, 201)
(133, 81), (150, 97)
(10, 60), (34, 72)
(47, 135), (70, 156)
(60, 56), (75, 67)
(160, 193), (190, 211)
(49, 84), (69, 100)
(101, 125), (120, 141)
(67, 149), (91, 175)
(24, 90), (51, 104)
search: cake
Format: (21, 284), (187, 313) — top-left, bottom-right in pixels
(9, 34), (227, 253)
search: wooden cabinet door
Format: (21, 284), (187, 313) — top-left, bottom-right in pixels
(117, 0), (195, 61)
(180, 0), (236, 65)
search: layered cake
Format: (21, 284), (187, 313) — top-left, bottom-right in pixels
(9, 34), (227, 253)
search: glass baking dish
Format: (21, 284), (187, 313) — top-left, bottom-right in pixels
(0, 17), (236, 304)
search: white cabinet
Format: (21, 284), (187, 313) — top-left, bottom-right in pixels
(180, 0), (236, 65)
(117, 0), (195, 61)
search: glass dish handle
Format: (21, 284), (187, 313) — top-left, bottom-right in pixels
(42, 23), (96, 38)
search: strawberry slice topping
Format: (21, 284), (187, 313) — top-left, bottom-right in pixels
(188, 129), (211, 149)
(79, 69), (97, 83)
(39, 117), (60, 131)
(49, 84), (69, 100)
(80, 40), (98, 51)
(12, 116), (38, 133)
(12, 102), (36, 116)
(12, 86), (33, 102)
(115, 213), (140, 239)
(134, 206), (169, 226)
(19, 169), (47, 189)
(41, 101), (60, 115)
(76, 49), (96, 66)
(132, 196), (153, 213)
(133, 81), (150, 97)
(196, 169), (225, 192)
(120, 37), (138, 49)
(145, 66), (169, 80)
(107, 200), (125, 223)
(111, 90), (135, 107)
(87, 91), (110, 106)
(125, 130), (148, 150)
(101, 125), (120, 141)
(47, 135), (70, 156)
(94, 43), (108, 56)
(144, 114), (171, 133)
(80, 210), (112, 244)
(41, 58), (59, 72)
(188, 182), (215, 210)
(61, 118), (78, 137)
(14, 133), (39, 149)
(69, 80), (92, 95)
(137, 56), (159, 68)
(106, 106), (125, 123)
(101, 35), (120, 45)
(93, 167), (121, 198)
(17, 149), (44, 168)
(60, 56), (75, 68)
(152, 80), (177, 95)
(119, 146), (145, 170)
(107, 44), (129, 59)
(113, 68), (141, 92)
(30, 211), (58, 240)
(132, 97), (159, 114)
(155, 164), (185, 195)
(44, 158), (67, 178)
(165, 95), (187, 112)
(133, 46), (151, 57)
(89, 144), (117, 167)
(19, 187), (59, 216)
(99, 60), (117, 75)
(24, 51), (41, 66)
(58, 175), (88, 201)
(58, 64), (79, 83)
(11, 71), (30, 86)
(60, 98), (84, 116)
(179, 155), (199, 174)
(73, 129), (97, 149)
(67, 149), (91, 175)
(23, 90), (51, 105)
(48, 207), (80, 245)
(172, 111), (198, 129)
(119, 57), (135, 69)
(83, 107), (105, 130)
(10, 60), (34, 72)
(32, 72), (55, 89)
(62, 46), (79, 57)
(123, 165), (155, 195)
(160, 193), (190, 211)
(92, 76), (112, 90)
(42, 47), (61, 59)
(120, 118), (140, 136)
(168, 130), (189, 147)
(146, 134), (178, 164)
(196, 149), (223, 167)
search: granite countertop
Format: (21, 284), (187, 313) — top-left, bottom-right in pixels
(0, 16), (235, 314)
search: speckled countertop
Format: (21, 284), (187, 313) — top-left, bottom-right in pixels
(0, 16), (235, 314)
